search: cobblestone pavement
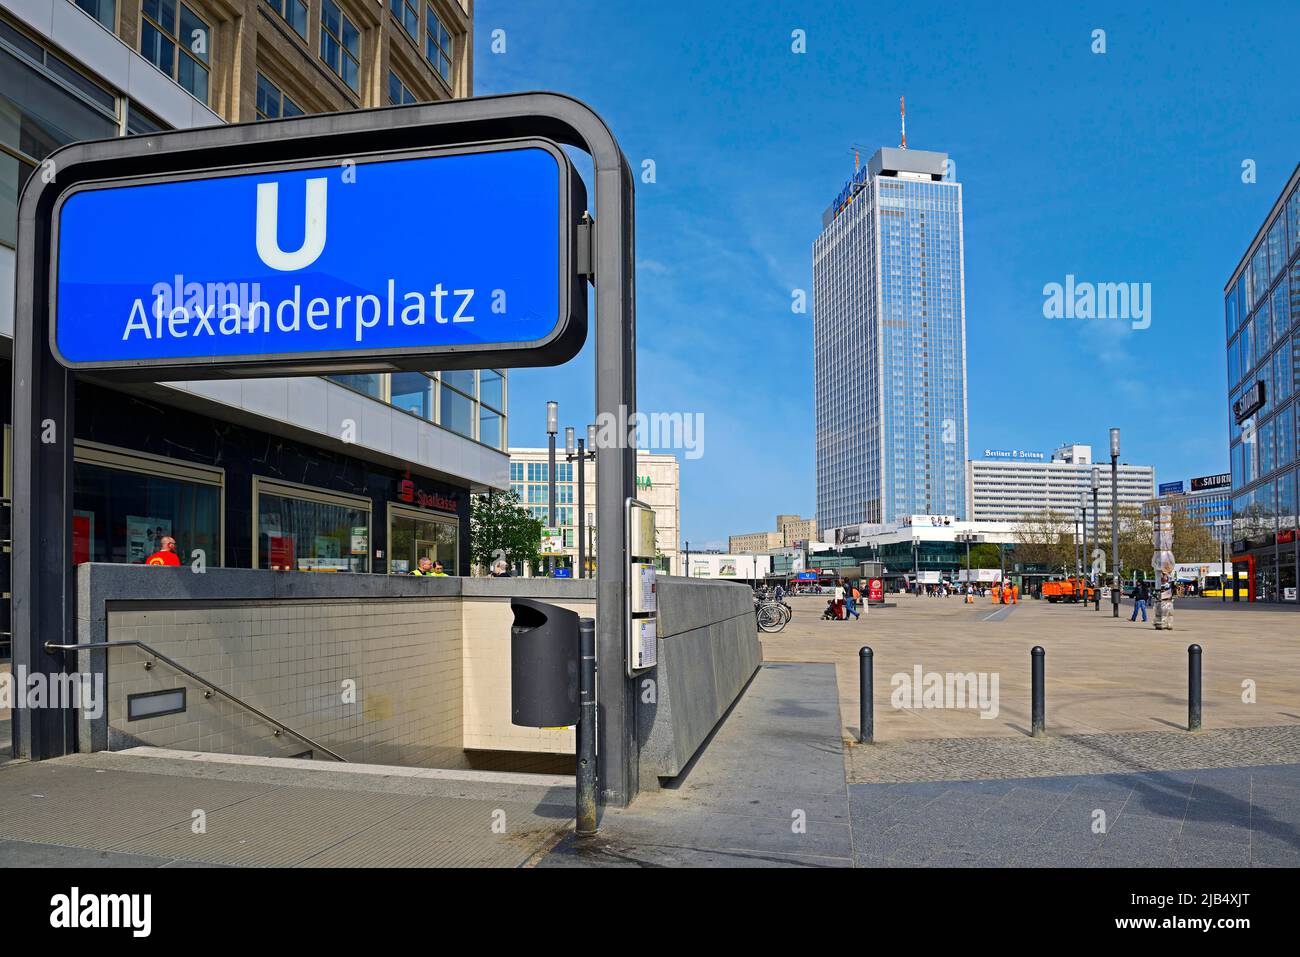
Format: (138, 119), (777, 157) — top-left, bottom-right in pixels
(762, 594), (1300, 741)
(850, 763), (1300, 867)
(848, 724), (1300, 783)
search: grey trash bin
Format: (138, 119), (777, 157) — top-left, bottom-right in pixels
(510, 598), (580, 728)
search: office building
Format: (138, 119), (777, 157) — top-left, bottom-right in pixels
(729, 513), (817, 554)
(813, 145), (969, 531)
(1224, 162), (1299, 602)
(967, 444), (1156, 529)
(1, 0), (494, 663)
(508, 448), (681, 575)
(1144, 473), (1233, 547)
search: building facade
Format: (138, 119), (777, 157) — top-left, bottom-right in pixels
(1224, 163), (1300, 603)
(1143, 473), (1232, 547)
(728, 530), (782, 553)
(813, 146), (969, 532)
(1, 0), (498, 660)
(729, 513), (817, 554)
(508, 448), (681, 576)
(967, 444), (1156, 529)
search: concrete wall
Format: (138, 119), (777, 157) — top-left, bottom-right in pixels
(639, 576), (763, 780)
(74, 565), (759, 783)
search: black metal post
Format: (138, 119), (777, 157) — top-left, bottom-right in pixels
(576, 617), (598, 835)
(1031, 646), (1045, 737)
(547, 433), (557, 529)
(1093, 485), (1101, 609)
(576, 438), (586, 579)
(858, 646), (873, 744)
(1111, 451), (1120, 617)
(1220, 543), (1226, 604)
(1188, 643), (1202, 731)
(684, 541), (690, 577)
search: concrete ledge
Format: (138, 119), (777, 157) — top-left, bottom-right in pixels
(640, 577), (763, 779)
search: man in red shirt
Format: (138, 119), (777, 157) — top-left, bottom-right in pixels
(145, 535), (181, 566)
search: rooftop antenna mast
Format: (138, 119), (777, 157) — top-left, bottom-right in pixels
(900, 96), (907, 149)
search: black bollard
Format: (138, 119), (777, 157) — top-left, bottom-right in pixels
(859, 646), (874, 744)
(1188, 644), (1202, 732)
(576, 617), (598, 836)
(1031, 646), (1045, 737)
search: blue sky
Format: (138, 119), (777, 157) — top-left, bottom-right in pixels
(475, 0), (1300, 549)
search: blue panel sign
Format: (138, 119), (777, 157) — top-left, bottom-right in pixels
(52, 141), (583, 373)
(1158, 481), (1185, 496)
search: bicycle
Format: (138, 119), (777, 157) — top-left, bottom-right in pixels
(754, 596), (792, 633)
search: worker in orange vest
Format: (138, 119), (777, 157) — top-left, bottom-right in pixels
(991, 582), (1001, 605)
(1011, 582), (1019, 604)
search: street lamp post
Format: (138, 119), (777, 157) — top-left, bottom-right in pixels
(1110, 427), (1121, 618)
(566, 425), (597, 578)
(1080, 492), (1089, 592)
(1091, 468), (1101, 609)
(684, 540), (690, 578)
(546, 401), (558, 530)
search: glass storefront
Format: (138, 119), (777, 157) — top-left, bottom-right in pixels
(388, 504), (458, 575)
(255, 478), (370, 573)
(72, 444), (223, 565)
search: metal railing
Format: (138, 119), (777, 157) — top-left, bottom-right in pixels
(44, 640), (346, 762)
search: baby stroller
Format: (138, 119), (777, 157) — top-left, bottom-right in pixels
(822, 598), (844, 620)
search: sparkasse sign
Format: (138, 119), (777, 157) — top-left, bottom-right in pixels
(51, 141), (585, 376)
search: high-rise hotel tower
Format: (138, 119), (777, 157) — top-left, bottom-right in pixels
(813, 145), (969, 531)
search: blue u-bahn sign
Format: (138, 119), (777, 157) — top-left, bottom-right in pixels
(51, 140), (586, 375)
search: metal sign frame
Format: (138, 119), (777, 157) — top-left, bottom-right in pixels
(13, 92), (644, 808)
(47, 136), (586, 379)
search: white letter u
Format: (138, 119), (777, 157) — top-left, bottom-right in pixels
(256, 177), (327, 271)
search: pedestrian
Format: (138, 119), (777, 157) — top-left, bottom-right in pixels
(490, 558), (511, 577)
(145, 535), (181, 566)
(1130, 580), (1149, 622)
(846, 582), (861, 620)
(833, 580), (845, 620)
(431, 560), (449, 577)
(410, 557), (435, 576)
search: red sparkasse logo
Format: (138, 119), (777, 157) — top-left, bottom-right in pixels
(397, 477), (457, 512)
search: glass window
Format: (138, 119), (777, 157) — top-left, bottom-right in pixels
(72, 448), (222, 566)
(387, 70), (417, 105)
(391, 372), (433, 419)
(264, 0), (307, 39)
(442, 369), (475, 393)
(256, 481), (370, 572)
(1225, 289), (1239, 341)
(320, 0), (361, 92)
(1260, 418), (1276, 477)
(255, 72), (303, 120)
(126, 104), (166, 135)
(1250, 243), (1269, 305)
(141, 1), (211, 104)
(389, 508), (458, 575)
(1273, 283), (1289, 344)
(1290, 187), (1300, 259)
(1276, 342), (1293, 404)
(1254, 305), (1272, 364)
(478, 407), (502, 449)
(1268, 217), (1286, 282)
(327, 373), (383, 399)
(1228, 336), (1240, 389)
(440, 382), (474, 437)
(509, 462), (524, 481)
(424, 4), (453, 83)
(480, 369), (503, 410)
(1277, 404), (1295, 470)
(1, 44), (117, 247)
(390, 0), (419, 39)
(74, 0), (117, 30)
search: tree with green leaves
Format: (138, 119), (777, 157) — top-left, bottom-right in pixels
(470, 489), (542, 574)
(961, 542), (1004, 570)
